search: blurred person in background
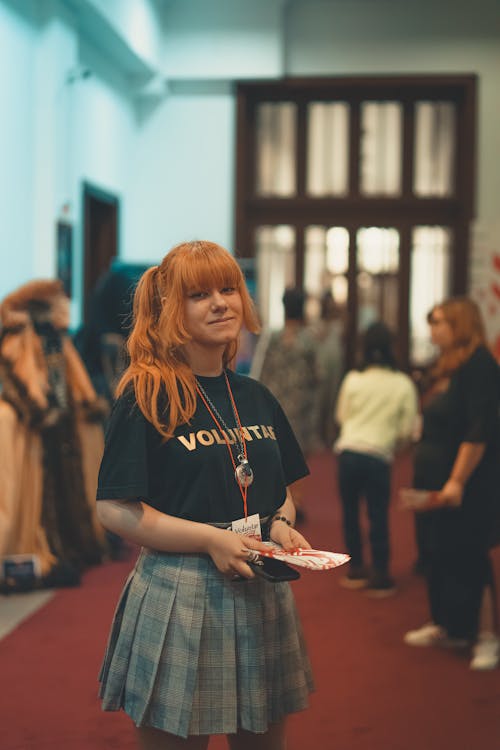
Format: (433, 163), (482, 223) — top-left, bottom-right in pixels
(251, 287), (321, 520)
(334, 322), (418, 596)
(74, 263), (148, 404)
(75, 263), (150, 560)
(0, 280), (108, 590)
(311, 290), (345, 448)
(404, 297), (500, 670)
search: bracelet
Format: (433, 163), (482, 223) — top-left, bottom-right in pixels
(271, 514), (293, 528)
(265, 513), (294, 541)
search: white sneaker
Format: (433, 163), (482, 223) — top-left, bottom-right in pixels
(404, 623), (446, 646)
(404, 623), (468, 648)
(470, 634), (500, 671)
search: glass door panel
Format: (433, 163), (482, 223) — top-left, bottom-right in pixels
(307, 102), (350, 196)
(255, 103), (297, 196)
(414, 102), (456, 197)
(360, 102), (402, 195)
(356, 227), (400, 330)
(304, 225), (349, 323)
(255, 225), (296, 329)
(410, 225), (452, 364)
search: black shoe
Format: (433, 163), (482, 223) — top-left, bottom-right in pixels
(365, 572), (396, 598)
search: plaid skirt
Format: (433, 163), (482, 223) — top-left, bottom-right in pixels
(98, 548), (314, 738)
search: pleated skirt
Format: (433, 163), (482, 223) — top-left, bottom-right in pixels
(98, 548), (314, 738)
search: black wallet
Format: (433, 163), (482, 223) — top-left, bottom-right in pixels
(248, 557), (300, 582)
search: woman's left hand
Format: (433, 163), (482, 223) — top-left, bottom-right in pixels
(438, 478), (464, 507)
(269, 520), (312, 551)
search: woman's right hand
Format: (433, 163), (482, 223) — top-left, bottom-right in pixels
(205, 529), (269, 579)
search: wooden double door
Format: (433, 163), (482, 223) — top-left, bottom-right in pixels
(235, 75), (476, 370)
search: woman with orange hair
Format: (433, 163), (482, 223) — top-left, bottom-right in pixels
(96, 241), (313, 749)
(404, 297), (500, 670)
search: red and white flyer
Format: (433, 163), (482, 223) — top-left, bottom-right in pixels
(260, 543), (350, 571)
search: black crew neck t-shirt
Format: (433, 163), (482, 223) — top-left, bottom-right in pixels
(96, 370), (309, 523)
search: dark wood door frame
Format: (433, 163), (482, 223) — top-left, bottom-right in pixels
(82, 182), (120, 322)
(235, 75), (477, 370)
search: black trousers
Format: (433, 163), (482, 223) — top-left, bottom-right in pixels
(337, 450), (391, 573)
(425, 508), (494, 640)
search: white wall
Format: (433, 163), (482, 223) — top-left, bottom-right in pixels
(162, 0), (285, 79)
(87, 0), (163, 70)
(0, 0), (36, 297)
(126, 82), (235, 263)
(70, 37), (138, 320)
(31, 1), (77, 282)
(0, 0), (138, 325)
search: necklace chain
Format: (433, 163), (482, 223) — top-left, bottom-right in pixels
(194, 371), (254, 511)
(195, 375), (245, 458)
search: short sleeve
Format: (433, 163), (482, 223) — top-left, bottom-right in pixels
(96, 392), (150, 500)
(273, 399), (310, 485)
(397, 377), (419, 441)
(459, 349), (500, 444)
(335, 371), (353, 425)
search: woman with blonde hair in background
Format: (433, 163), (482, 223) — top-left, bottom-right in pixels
(404, 297), (500, 670)
(96, 241), (314, 749)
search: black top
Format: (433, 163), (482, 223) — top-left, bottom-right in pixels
(96, 370), (309, 523)
(414, 346), (500, 502)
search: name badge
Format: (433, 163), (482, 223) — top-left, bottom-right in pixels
(231, 513), (262, 540)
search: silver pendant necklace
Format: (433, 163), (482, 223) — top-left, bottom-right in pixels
(195, 374), (254, 488)
(234, 458), (254, 488)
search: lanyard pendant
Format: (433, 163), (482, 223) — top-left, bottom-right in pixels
(235, 455), (254, 488)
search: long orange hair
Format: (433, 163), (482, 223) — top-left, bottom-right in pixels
(430, 296), (487, 380)
(117, 240), (260, 438)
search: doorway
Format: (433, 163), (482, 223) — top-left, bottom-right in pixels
(235, 75), (476, 370)
(82, 182), (120, 322)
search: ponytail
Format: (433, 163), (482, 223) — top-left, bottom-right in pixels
(126, 266), (163, 366)
(116, 266), (191, 438)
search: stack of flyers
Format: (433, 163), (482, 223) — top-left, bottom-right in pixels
(260, 543), (350, 571)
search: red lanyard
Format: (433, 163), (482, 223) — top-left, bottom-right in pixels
(195, 374), (249, 519)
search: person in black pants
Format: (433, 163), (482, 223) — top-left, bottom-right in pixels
(338, 450), (392, 584)
(334, 322), (417, 596)
(404, 297), (500, 670)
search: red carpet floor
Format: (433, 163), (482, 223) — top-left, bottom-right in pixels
(1, 452), (500, 749)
